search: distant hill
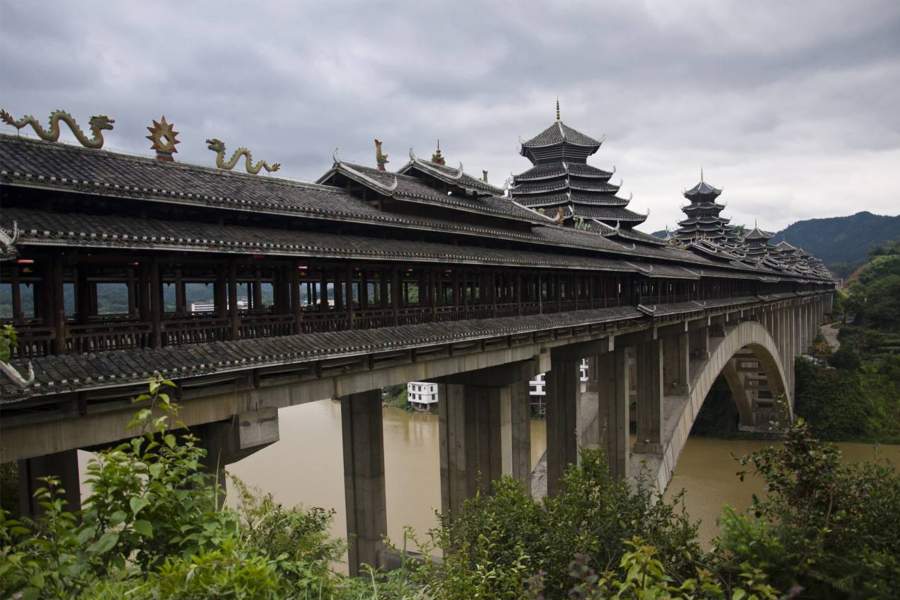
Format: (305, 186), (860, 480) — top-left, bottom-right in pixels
(652, 211), (900, 279)
(772, 212), (900, 277)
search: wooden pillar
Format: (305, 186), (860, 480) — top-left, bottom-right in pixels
(214, 264), (227, 319)
(546, 352), (579, 496)
(341, 390), (387, 576)
(290, 264), (302, 333)
(346, 265), (355, 329)
(228, 260), (239, 339)
(76, 264), (91, 324)
(174, 268), (185, 316)
(149, 258), (162, 348)
(49, 259), (67, 354)
(391, 266), (400, 324)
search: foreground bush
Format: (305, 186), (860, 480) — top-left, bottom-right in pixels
(424, 450), (706, 599)
(717, 419), (900, 598)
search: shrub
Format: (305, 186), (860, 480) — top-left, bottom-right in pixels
(719, 420), (900, 598)
(426, 449), (704, 599)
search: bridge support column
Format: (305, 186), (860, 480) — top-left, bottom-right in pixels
(18, 450), (81, 518)
(341, 390), (387, 576)
(500, 379), (532, 493)
(546, 353), (580, 496)
(595, 346), (631, 478)
(198, 408), (280, 499)
(663, 329), (690, 396)
(689, 324), (709, 360)
(634, 338), (663, 455)
(438, 383), (502, 516)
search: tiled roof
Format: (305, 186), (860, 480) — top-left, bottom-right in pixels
(321, 161), (543, 224)
(522, 121), (602, 148)
(0, 134), (828, 283)
(684, 179), (722, 198)
(514, 162), (613, 182)
(397, 157), (504, 196)
(1, 207), (641, 272)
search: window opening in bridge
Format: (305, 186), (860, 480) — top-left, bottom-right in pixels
(96, 283), (130, 316)
(186, 282), (215, 313)
(403, 281), (419, 305)
(259, 282), (274, 307)
(0, 283), (13, 319)
(366, 280), (381, 306)
(236, 282), (251, 310)
(163, 282), (177, 313)
(63, 282), (76, 317)
(350, 280), (361, 307)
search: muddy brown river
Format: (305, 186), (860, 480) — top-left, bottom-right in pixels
(78, 399), (900, 552)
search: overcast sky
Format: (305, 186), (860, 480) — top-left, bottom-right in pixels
(2, 0), (899, 232)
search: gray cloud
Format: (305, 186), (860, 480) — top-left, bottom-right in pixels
(2, 0), (899, 232)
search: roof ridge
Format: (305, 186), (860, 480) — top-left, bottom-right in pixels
(0, 132), (341, 193)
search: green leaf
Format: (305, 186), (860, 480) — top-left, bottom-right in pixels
(109, 510), (128, 526)
(149, 463), (163, 478)
(88, 531), (119, 555)
(29, 571), (44, 589)
(76, 525), (96, 545)
(133, 519), (154, 538)
(130, 496), (150, 516)
(164, 434), (176, 448)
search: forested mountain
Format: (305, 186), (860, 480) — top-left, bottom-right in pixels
(772, 211), (900, 277)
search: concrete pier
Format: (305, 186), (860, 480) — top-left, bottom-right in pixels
(341, 390), (387, 576)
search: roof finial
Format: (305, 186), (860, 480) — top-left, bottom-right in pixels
(555, 98), (560, 121)
(700, 166), (704, 183)
(431, 139), (445, 165)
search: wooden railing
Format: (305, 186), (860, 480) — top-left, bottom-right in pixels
(239, 313), (295, 339)
(69, 320), (152, 354)
(6, 323), (54, 359)
(162, 316), (230, 346)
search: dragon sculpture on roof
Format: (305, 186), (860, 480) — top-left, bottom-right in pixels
(375, 138), (389, 171)
(206, 138), (280, 174)
(0, 109), (114, 149)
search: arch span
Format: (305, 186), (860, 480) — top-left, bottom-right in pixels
(631, 320), (791, 492)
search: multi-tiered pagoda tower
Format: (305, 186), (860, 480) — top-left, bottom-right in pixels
(509, 103), (646, 230)
(674, 173), (737, 245)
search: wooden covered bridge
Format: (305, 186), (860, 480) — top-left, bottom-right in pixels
(0, 117), (833, 574)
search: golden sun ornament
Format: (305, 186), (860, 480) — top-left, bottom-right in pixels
(146, 116), (180, 160)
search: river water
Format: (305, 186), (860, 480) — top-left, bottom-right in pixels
(221, 400), (900, 550)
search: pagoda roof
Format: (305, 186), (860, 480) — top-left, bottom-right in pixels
(683, 179), (722, 201)
(522, 120), (602, 149)
(772, 240), (798, 253)
(398, 153), (504, 196)
(512, 177), (619, 195)
(744, 226), (774, 241)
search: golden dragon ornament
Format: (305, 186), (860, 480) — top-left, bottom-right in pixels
(0, 109), (114, 149)
(206, 138), (280, 174)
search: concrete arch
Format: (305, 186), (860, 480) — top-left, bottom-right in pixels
(635, 320), (791, 492)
